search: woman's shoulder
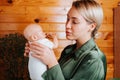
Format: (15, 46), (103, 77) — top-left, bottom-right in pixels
(86, 47), (106, 62)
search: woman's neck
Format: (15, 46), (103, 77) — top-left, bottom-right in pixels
(76, 37), (91, 49)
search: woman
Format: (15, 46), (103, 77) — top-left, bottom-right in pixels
(24, 0), (107, 80)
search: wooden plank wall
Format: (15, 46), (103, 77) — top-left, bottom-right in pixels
(0, 0), (120, 79)
(114, 6), (120, 78)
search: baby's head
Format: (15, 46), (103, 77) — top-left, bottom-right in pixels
(23, 24), (46, 42)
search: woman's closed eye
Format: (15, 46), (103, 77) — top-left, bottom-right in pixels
(72, 20), (80, 24)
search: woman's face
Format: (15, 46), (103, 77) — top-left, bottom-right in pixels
(65, 6), (92, 41)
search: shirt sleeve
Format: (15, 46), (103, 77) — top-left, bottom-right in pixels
(42, 64), (65, 80)
(42, 51), (106, 80)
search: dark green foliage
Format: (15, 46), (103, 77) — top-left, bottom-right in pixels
(0, 33), (30, 80)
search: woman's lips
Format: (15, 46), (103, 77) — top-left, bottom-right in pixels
(66, 31), (71, 36)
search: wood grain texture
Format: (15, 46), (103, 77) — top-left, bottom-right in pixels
(13, 0), (73, 6)
(113, 5), (120, 78)
(0, 14), (67, 23)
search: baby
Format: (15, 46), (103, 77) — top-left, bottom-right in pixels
(23, 23), (58, 80)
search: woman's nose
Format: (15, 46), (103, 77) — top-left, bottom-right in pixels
(66, 21), (71, 28)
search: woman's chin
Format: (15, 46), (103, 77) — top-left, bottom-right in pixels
(66, 36), (73, 40)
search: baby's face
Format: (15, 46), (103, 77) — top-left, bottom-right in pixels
(34, 31), (46, 39)
(24, 24), (45, 41)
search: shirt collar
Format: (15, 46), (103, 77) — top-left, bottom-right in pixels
(74, 38), (96, 59)
(64, 38), (96, 60)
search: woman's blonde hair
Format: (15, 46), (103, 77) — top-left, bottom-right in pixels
(72, 0), (103, 38)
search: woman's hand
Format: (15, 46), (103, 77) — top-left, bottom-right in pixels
(24, 43), (30, 57)
(30, 42), (58, 69)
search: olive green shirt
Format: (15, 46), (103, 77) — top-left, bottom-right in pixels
(42, 38), (107, 80)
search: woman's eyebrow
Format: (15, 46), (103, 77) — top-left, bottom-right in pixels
(67, 14), (80, 20)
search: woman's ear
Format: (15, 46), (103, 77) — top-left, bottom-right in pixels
(89, 23), (96, 32)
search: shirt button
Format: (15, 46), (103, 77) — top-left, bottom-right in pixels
(88, 60), (91, 63)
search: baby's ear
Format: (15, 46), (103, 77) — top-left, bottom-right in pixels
(31, 34), (38, 41)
